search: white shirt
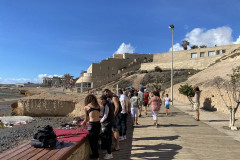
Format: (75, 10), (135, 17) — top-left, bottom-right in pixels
(138, 91), (144, 102)
(165, 97), (170, 105)
(119, 94), (129, 114)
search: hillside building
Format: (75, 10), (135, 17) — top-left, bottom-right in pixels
(75, 53), (153, 91)
(141, 44), (240, 71)
(42, 76), (65, 87)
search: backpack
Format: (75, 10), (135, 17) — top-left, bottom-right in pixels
(31, 125), (57, 148)
(131, 97), (139, 107)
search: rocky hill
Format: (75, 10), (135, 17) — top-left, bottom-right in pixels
(101, 52), (240, 117)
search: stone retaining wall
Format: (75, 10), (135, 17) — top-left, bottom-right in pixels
(12, 93), (86, 117)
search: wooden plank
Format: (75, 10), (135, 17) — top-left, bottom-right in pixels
(0, 141), (29, 159)
(38, 142), (63, 160)
(22, 148), (44, 160)
(48, 142), (75, 160)
(53, 137), (88, 160)
(0, 143), (31, 160)
(11, 147), (36, 160)
(28, 148), (51, 160)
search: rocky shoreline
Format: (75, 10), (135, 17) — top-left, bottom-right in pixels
(0, 87), (74, 153)
(0, 116), (74, 153)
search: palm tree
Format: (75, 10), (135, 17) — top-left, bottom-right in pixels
(181, 40), (190, 50)
(64, 73), (71, 88)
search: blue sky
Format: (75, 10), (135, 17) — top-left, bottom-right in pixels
(0, 0), (240, 84)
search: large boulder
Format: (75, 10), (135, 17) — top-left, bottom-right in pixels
(12, 93), (88, 118)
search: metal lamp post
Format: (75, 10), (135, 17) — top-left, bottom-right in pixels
(81, 70), (83, 93)
(169, 24), (174, 105)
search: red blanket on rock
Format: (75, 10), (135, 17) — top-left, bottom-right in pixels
(54, 129), (88, 142)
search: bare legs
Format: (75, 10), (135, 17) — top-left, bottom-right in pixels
(112, 130), (120, 150)
(138, 107), (142, 117)
(196, 110), (200, 121)
(132, 117), (138, 125)
(166, 108), (169, 116)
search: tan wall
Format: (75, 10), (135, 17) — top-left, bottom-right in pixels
(113, 54), (124, 59)
(67, 139), (90, 160)
(123, 53), (153, 60)
(91, 58), (133, 78)
(14, 93), (86, 117)
(93, 63), (141, 88)
(141, 44), (240, 71)
(87, 64), (93, 73)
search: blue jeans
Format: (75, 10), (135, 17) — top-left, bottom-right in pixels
(117, 113), (128, 136)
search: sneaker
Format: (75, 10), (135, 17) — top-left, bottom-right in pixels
(123, 135), (127, 140)
(119, 136), (124, 141)
(104, 153), (113, 159)
(139, 114), (142, 117)
(136, 123), (139, 125)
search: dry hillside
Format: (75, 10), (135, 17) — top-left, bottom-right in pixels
(102, 52), (240, 117)
(167, 54), (240, 117)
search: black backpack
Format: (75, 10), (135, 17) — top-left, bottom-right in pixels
(31, 125), (57, 148)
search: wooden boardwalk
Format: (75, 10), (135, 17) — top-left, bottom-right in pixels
(105, 103), (240, 160)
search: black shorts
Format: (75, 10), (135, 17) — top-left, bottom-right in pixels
(143, 102), (148, 106)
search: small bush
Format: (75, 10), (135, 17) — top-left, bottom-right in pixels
(154, 66), (162, 72)
(178, 84), (195, 97)
(140, 70), (148, 74)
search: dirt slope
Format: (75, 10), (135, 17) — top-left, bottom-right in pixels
(167, 54), (240, 117)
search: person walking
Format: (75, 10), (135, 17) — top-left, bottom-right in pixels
(100, 95), (115, 159)
(130, 92), (140, 126)
(117, 90), (130, 141)
(148, 91), (162, 128)
(103, 89), (120, 151)
(138, 88), (144, 117)
(82, 94), (101, 160)
(143, 91), (150, 115)
(193, 86), (201, 121)
(164, 94), (171, 116)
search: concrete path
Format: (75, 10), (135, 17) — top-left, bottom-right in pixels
(109, 101), (240, 160)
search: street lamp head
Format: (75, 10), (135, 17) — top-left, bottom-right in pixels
(169, 24), (174, 30)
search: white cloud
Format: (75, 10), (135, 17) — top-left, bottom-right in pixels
(114, 43), (135, 54)
(185, 26), (233, 46)
(169, 26), (240, 51)
(169, 43), (183, 52)
(169, 43), (191, 52)
(0, 74), (63, 84)
(234, 35), (240, 44)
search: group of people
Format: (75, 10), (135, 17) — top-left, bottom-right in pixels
(82, 88), (172, 159)
(82, 86), (200, 160)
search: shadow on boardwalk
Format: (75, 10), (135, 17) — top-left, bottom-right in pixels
(133, 124), (198, 128)
(131, 136), (182, 159)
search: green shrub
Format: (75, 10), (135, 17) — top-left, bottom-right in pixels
(178, 84), (194, 97)
(154, 66), (162, 72)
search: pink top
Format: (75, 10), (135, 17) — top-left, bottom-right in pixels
(151, 96), (161, 111)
